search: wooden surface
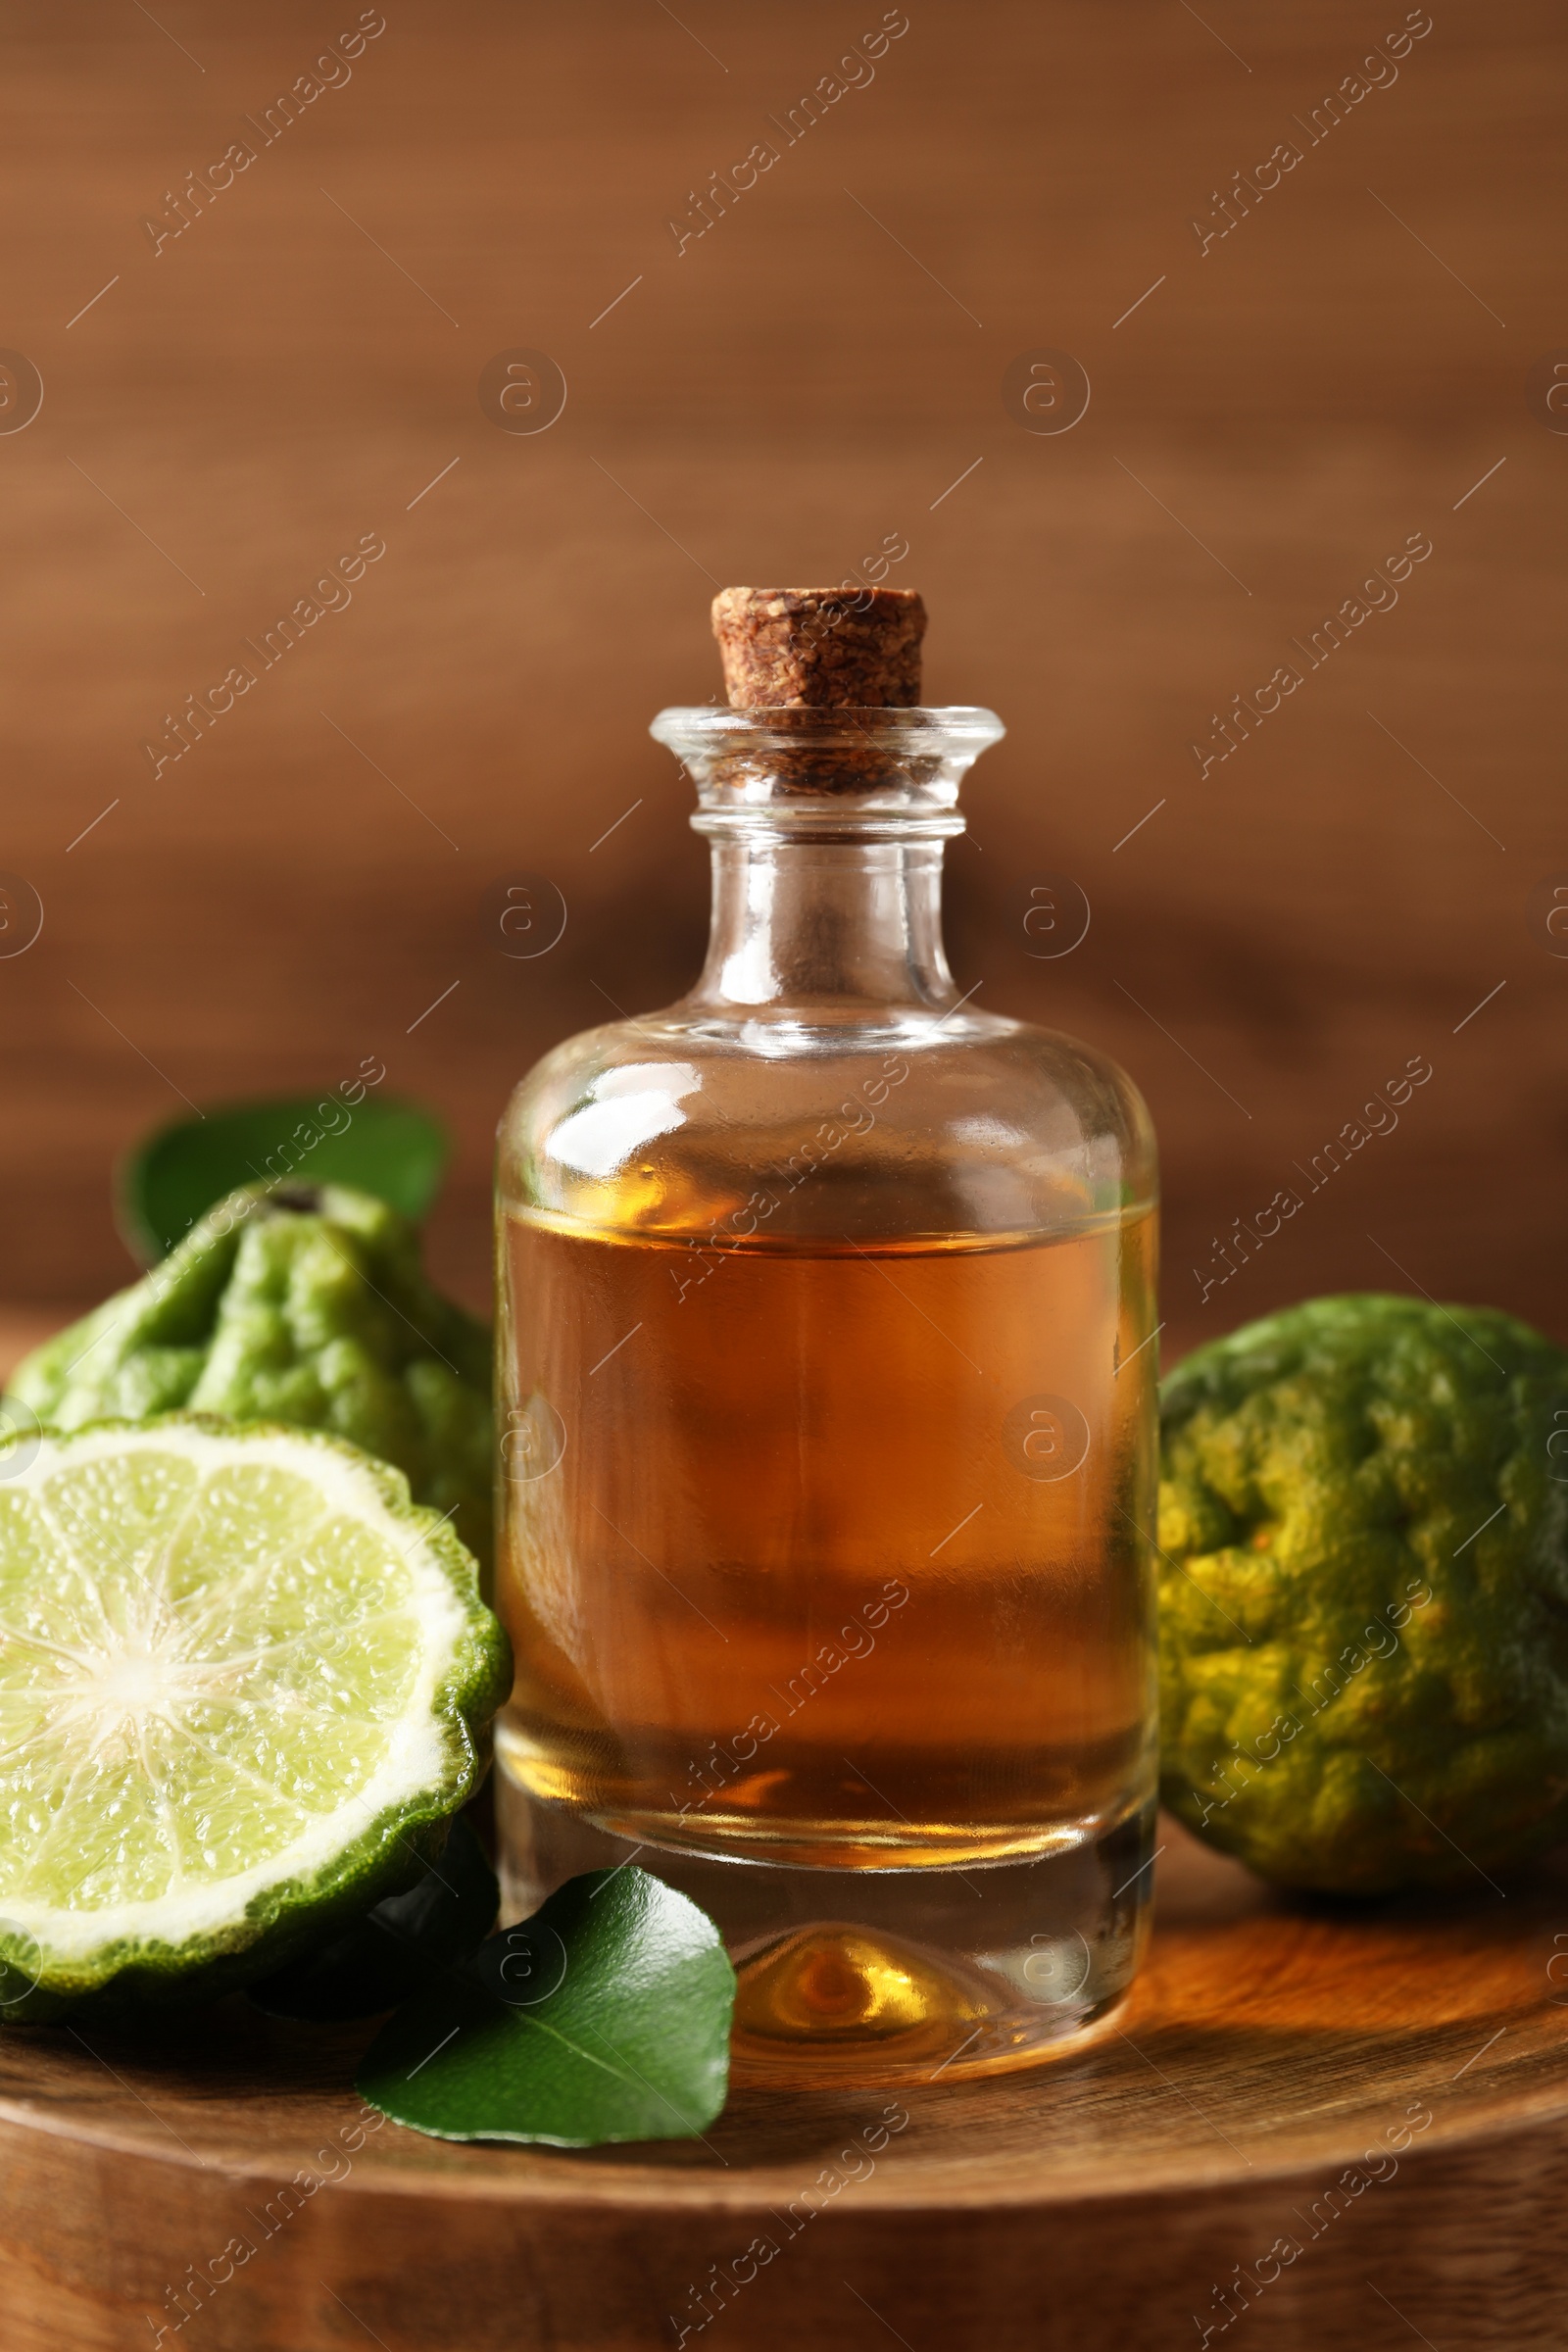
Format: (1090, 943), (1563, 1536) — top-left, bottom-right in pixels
(2, 1818), (1565, 2351)
(0, 0), (1563, 1355)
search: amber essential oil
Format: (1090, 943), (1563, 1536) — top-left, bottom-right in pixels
(500, 1209), (1154, 1871)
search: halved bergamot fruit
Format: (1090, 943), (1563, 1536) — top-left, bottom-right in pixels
(0, 1415), (510, 2021)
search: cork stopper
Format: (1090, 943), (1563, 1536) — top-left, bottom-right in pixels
(711, 587), (927, 709)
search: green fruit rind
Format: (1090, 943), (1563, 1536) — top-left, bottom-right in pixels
(1158, 1294), (1568, 1894)
(5, 1182), (493, 1576)
(0, 1415), (511, 2022)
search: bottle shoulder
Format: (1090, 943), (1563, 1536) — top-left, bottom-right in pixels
(497, 1004), (1157, 1243)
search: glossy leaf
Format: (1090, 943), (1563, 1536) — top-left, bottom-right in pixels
(120, 1096), (449, 1262)
(248, 1814), (498, 2023)
(356, 1869), (736, 2146)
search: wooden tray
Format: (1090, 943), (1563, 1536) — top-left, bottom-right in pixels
(3, 1817), (1564, 2352)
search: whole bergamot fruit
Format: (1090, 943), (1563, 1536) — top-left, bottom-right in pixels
(6, 1182), (493, 1579)
(1158, 1293), (1568, 1892)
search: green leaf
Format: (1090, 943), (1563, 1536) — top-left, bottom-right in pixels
(247, 1814), (498, 2023)
(120, 1096), (449, 1263)
(356, 1869), (736, 2146)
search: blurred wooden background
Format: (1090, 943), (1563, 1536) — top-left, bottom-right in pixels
(1, 0), (1563, 1360)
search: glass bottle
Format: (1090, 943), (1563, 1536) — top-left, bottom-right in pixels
(494, 700), (1159, 2083)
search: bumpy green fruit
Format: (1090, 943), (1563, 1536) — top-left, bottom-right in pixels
(1158, 1294), (1568, 1892)
(7, 1183), (492, 1577)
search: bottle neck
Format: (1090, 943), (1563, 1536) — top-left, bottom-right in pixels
(688, 837), (956, 1012)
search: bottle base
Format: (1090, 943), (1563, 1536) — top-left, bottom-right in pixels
(496, 1764), (1154, 2087)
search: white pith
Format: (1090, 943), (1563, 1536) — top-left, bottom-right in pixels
(0, 1424), (469, 1966)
